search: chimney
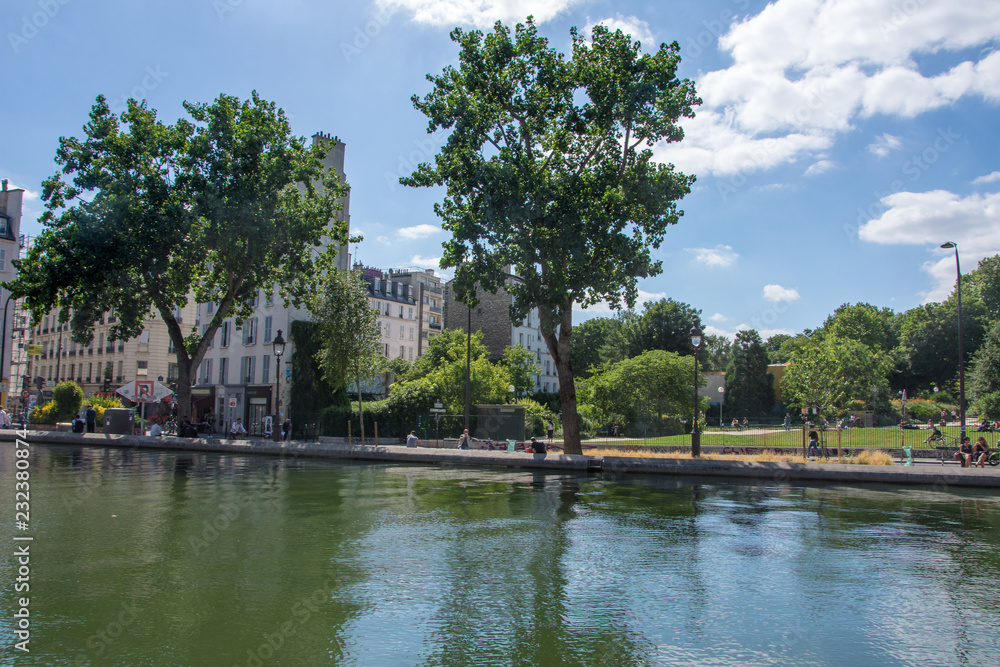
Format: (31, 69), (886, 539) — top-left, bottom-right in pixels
(2, 179), (7, 191)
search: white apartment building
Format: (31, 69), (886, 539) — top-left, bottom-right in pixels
(0, 180), (24, 411)
(195, 132), (350, 435)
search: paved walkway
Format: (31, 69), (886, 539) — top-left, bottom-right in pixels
(4, 430), (999, 489)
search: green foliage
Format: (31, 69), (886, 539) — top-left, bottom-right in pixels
(821, 302), (898, 352)
(289, 320), (344, 429)
(897, 398), (956, 424)
(725, 330), (775, 416)
(975, 391), (1000, 420)
(570, 316), (625, 378)
(519, 398), (557, 438)
(896, 294), (987, 390)
(970, 319), (1000, 399)
(404, 328), (489, 382)
(386, 377), (439, 431)
(403, 18), (699, 455)
(52, 380), (84, 420)
(588, 349), (695, 423)
(627, 298), (701, 358)
(28, 402), (58, 424)
(309, 267), (385, 441)
(500, 345), (541, 397)
(9, 92), (350, 420)
(782, 337), (892, 415)
(387, 357), (412, 379)
(967, 254), (1000, 321)
(702, 334), (733, 372)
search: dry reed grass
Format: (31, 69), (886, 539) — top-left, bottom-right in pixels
(587, 448), (895, 466)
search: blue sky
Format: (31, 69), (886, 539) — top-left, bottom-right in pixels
(3, 0), (999, 340)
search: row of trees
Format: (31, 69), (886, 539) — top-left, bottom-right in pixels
(563, 253), (1000, 429)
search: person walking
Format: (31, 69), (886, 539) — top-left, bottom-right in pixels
(783, 413), (791, 431)
(808, 430), (822, 458)
(282, 419), (291, 441)
(85, 404), (97, 433)
(547, 420), (554, 443)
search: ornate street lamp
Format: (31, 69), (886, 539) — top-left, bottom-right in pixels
(272, 329), (286, 442)
(941, 242), (965, 439)
(690, 321), (703, 458)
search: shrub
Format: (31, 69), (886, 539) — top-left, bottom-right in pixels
(82, 394), (125, 426)
(52, 381), (85, 420)
(976, 391), (1000, 421)
(28, 402), (58, 424)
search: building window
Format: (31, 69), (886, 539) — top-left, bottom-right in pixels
(408, 346), (414, 361)
(241, 356), (255, 384)
(399, 325), (404, 339)
(265, 290), (274, 306)
(408, 307), (413, 320)
(204, 359), (212, 384)
(0, 248), (6, 272)
(243, 317), (257, 345)
(262, 355), (270, 383)
(138, 330), (150, 346)
(409, 327), (414, 341)
(137, 360), (148, 376)
(207, 302), (214, 314)
(264, 316), (272, 343)
(399, 305), (404, 318)
(219, 357), (228, 384)
(220, 321), (231, 347)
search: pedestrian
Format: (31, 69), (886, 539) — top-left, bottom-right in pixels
(783, 413), (791, 431)
(406, 430), (419, 447)
(282, 418), (291, 441)
(808, 430), (821, 458)
(458, 428), (474, 449)
(547, 420), (554, 443)
(85, 404), (97, 433)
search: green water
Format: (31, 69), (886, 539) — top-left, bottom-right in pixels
(1, 443), (999, 666)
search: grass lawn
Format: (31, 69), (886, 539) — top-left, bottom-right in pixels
(582, 425), (985, 450)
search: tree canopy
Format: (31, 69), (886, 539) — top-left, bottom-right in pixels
(781, 337), (891, 415)
(9, 92), (350, 419)
(724, 330), (774, 417)
(403, 18), (699, 454)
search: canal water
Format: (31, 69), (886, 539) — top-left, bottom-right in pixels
(1, 444), (999, 666)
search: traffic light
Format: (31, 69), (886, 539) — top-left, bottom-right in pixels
(21, 375), (30, 390)
(103, 377), (111, 392)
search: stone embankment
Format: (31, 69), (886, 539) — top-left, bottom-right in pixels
(3, 430), (998, 489)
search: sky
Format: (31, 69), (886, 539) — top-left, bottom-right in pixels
(2, 0), (999, 341)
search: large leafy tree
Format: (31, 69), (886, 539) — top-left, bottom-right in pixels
(724, 330), (774, 417)
(589, 349), (696, 424)
(627, 298), (701, 358)
(9, 92), (349, 419)
(782, 337), (892, 415)
(970, 319), (1000, 399)
(820, 302), (898, 352)
(570, 316), (626, 378)
(310, 269), (385, 442)
(896, 295), (986, 391)
(501, 345), (542, 397)
(403, 19), (699, 454)
(967, 254), (1000, 321)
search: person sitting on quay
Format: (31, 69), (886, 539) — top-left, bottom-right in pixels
(954, 436), (973, 467)
(973, 437), (990, 467)
(148, 422), (162, 437)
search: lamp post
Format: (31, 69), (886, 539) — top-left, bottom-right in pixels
(690, 321), (703, 458)
(272, 329), (286, 442)
(941, 242), (965, 439)
(718, 385), (724, 428)
(465, 305), (471, 431)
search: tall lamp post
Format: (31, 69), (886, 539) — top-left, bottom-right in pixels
(272, 329), (286, 442)
(941, 242), (965, 439)
(690, 321), (703, 458)
(718, 386), (724, 428)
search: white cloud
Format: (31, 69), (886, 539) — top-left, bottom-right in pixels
(655, 0), (1000, 177)
(376, 0), (581, 28)
(409, 254), (443, 269)
(583, 14), (655, 48)
(762, 284), (801, 302)
(804, 159), (835, 176)
(397, 223), (441, 240)
(376, 235), (391, 244)
(575, 288), (666, 315)
(857, 188), (1000, 300)
(867, 133), (902, 157)
(972, 171), (1000, 185)
(688, 244), (739, 267)
(706, 324), (795, 341)
(709, 312), (727, 323)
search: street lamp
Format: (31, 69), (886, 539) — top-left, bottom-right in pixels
(272, 329), (286, 442)
(941, 242), (965, 439)
(718, 385), (725, 428)
(690, 321), (703, 458)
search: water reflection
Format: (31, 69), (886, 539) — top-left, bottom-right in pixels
(0, 445), (998, 666)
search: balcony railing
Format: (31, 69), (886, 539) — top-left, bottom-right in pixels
(429, 322), (442, 330)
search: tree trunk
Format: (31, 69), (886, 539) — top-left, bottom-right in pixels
(543, 306), (581, 455)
